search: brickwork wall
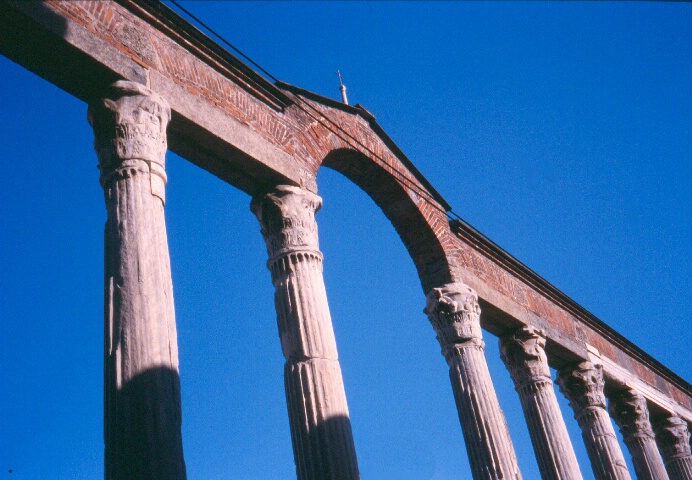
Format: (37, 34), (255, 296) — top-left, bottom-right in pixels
(447, 229), (692, 412)
(48, 0), (465, 291)
(49, 1), (299, 159)
(31, 0), (692, 419)
(282, 96), (464, 292)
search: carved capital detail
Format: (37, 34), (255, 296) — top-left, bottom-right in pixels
(251, 185), (322, 263)
(424, 282), (482, 348)
(655, 415), (692, 460)
(608, 389), (655, 442)
(88, 81), (171, 185)
(500, 325), (551, 389)
(556, 361), (606, 415)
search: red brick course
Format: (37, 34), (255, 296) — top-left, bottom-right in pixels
(41, 0), (690, 414)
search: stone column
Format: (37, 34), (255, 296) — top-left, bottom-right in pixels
(653, 415), (692, 480)
(609, 389), (669, 480)
(557, 362), (631, 480)
(251, 185), (359, 480)
(425, 283), (522, 480)
(500, 326), (583, 480)
(88, 81), (186, 480)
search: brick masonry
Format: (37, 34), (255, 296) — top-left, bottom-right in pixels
(28, 0), (692, 416)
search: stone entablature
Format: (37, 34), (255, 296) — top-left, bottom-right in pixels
(1, 1), (691, 479)
(450, 220), (692, 417)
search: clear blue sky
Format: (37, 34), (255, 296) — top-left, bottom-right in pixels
(0, 2), (690, 479)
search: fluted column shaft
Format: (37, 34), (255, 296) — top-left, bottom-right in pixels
(425, 283), (522, 480)
(500, 326), (583, 480)
(654, 415), (692, 480)
(88, 81), (186, 480)
(252, 185), (359, 480)
(557, 362), (631, 480)
(609, 389), (669, 480)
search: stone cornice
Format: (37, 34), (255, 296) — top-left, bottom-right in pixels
(130, 0), (692, 418)
(118, 0), (292, 111)
(1, 0), (689, 427)
(450, 218), (692, 405)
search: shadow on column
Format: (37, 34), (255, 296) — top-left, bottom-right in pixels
(107, 366), (187, 480)
(296, 414), (359, 480)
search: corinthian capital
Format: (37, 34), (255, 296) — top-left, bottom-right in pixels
(500, 326), (551, 388)
(424, 282), (482, 348)
(88, 81), (171, 181)
(654, 415), (692, 460)
(250, 185), (322, 261)
(556, 361), (606, 414)
(608, 389), (655, 442)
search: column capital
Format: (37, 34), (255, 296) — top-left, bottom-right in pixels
(557, 361), (606, 416)
(608, 389), (656, 442)
(88, 81), (171, 185)
(424, 282), (482, 350)
(500, 326), (551, 389)
(250, 185), (322, 263)
(654, 415), (692, 461)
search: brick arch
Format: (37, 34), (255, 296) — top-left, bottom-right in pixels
(320, 147), (458, 293)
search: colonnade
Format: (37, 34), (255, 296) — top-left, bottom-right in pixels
(88, 81), (692, 479)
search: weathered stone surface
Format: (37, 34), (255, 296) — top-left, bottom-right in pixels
(500, 326), (583, 480)
(2, 1), (692, 477)
(425, 283), (522, 480)
(609, 389), (669, 480)
(252, 186), (359, 480)
(4, 0), (691, 430)
(557, 362), (631, 480)
(88, 80), (186, 480)
(653, 415), (692, 480)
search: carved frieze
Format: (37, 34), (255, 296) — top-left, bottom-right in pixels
(424, 282), (482, 348)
